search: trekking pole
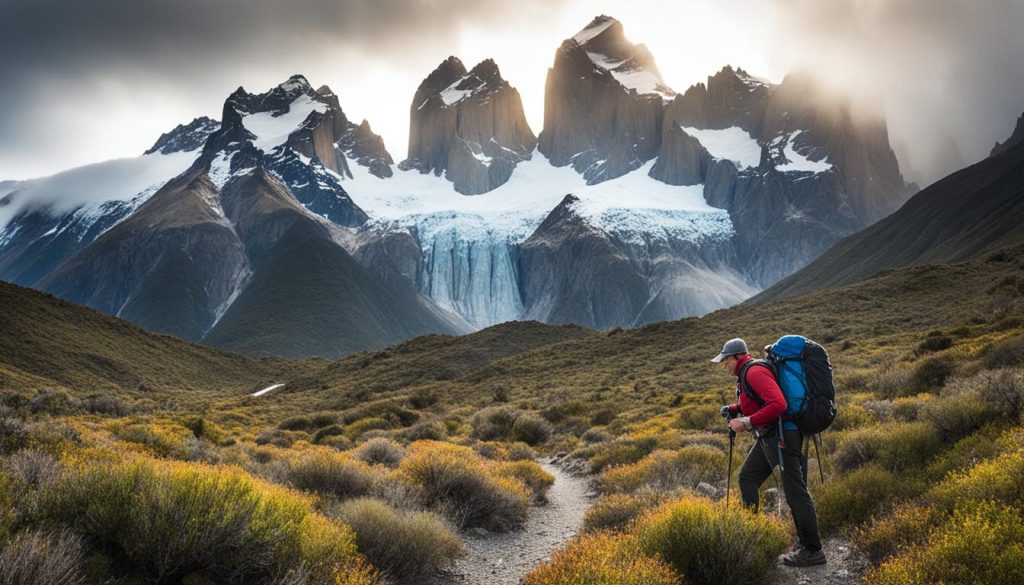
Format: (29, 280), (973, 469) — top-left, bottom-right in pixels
(726, 427), (735, 506)
(776, 419), (785, 474)
(813, 433), (826, 483)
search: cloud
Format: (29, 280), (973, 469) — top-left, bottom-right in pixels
(0, 0), (566, 178)
(765, 0), (1024, 184)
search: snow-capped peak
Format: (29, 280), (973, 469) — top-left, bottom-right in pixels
(277, 74), (312, 95)
(573, 15), (618, 45)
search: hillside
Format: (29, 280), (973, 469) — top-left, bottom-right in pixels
(219, 243), (1024, 427)
(0, 280), (302, 403)
(749, 138), (1024, 304)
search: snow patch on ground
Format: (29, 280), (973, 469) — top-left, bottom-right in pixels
(252, 383), (285, 397)
(241, 94), (328, 153)
(0, 150), (198, 229)
(682, 126), (763, 169)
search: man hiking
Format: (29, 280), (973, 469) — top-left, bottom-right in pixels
(713, 338), (826, 567)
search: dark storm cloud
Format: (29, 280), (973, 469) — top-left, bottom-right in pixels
(0, 0), (562, 177)
(769, 0), (1024, 184)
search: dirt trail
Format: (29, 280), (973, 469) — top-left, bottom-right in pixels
(773, 537), (869, 585)
(428, 460), (594, 585)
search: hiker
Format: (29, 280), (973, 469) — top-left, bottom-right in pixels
(713, 338), (826, 567)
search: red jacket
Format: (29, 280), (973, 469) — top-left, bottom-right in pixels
(726, 354), (787, 429)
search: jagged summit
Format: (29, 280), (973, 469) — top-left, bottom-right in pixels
(402, 56), (536, 194)
(571, 15), (619, 45)
(992, 112), (1024, 157)
(144, 116), (220, 155)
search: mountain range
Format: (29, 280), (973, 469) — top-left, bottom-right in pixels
(0, 15), (918, 357)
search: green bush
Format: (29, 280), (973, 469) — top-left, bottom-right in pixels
(278, 415), (313, 431)
(312, 425), (345, 444)
(917, 334), (953, 353)
(0, 529), (85, 585)
(872, 366), (915, 398)
(400, 441), (529, 532)
(908, 356), (956, 393)
(332, 498), (462, 582)
(471, 407), (521, 441)
(600, 446), (724, 494)
(864, 502), (1024, 585)
(928, 447), (1024, 512)
(816, 464), (918, 534)
(39, 456), (377, 584)
(832, 422), (942, 473)
(634, 496), (788, 585)
(583, 491), (665, 534)
(981, 334), (1024, 370)
(587, 437), (658, 473)
(511, 414), (552, 446)
(524, 532), (681, 585)
(356, 438), (405, 467)
(286, 452), (376, 500)
(853, 503), (935, 565)
(581, 427), (612, 444)
(920, 392), (996, 442)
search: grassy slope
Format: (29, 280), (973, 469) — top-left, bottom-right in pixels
(217, 244), (1024, 427)
(0, 280), (306, 403)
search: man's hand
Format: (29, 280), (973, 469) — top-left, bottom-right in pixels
(720, 405), (732, 419)
(728, 417), (748, 433)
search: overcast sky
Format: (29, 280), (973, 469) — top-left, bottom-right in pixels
(1, 0), (1021, 185)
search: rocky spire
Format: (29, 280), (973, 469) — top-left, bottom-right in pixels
(401, 57), (536, 194)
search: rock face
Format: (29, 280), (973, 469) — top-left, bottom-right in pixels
(992, 113), (1024, 156)
(401, 57), (536, 194)
(752, 118), (1024, 304)
(538, 15), (674, 184)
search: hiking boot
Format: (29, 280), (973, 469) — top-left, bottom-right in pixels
(781, 547), (826, 567)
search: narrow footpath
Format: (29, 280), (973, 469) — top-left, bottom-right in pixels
(429, 460), (594, 584)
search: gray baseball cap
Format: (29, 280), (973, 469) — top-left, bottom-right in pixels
(710, 338), (748, 362)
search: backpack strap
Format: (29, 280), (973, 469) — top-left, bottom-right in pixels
(738, 359), (775, 407)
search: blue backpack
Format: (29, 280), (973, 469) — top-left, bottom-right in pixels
(739, 335), (837, 435)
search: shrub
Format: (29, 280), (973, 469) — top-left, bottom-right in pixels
(113, 422), (190, 458)
(828, 403), (875, 431)
(853, 503), (935, 564)
(286, 452), (376, 500)
(26, 389), (80, 416)
(346, 418), (393, 440)
(331, 498), (462, 582)
(864, 502), (1024, 585)
(872, 366), (914, 398)
(40, 456), (379, 584)
(505, 442), (538, 461)
(917, 334), (953, 353)
(540, 401), (586, 424)
(634, 495), (788, 585)
(974, 369), (1024, 420)
(3, 449), (60, 488)
(0, 529), (85, 585)
(981, 334), (1024, 370)
(511, 414), (552, 446)
(928, 447), (1024, 512)
(601, 446), (724, 494)
(908, 356), (956, 393)
(312, 425), (345, 444)
(81, 395), (133, 417)
(356, 438), (405, 467)
(494, 460), (555, 502)
(676, 404), (720, 431)
(832, 422), (942, 473)
(471, 407), (521, 441)
(581, 427), (612, 444)
(278, 415), (314, 431)
(403, 421), (446, 441)
(919, 392), (995, 442)
(399, 441), (529, 531)
(587, 437), (658, 473)
(524, 532), (681, 585)
(816, 464), (917, 534)
(408, 388), (439, 410)
(0, 417), (29, 455)
(583, 491), (665, 534)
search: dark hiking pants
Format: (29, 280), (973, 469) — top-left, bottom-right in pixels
(738, 428), (822, 552)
